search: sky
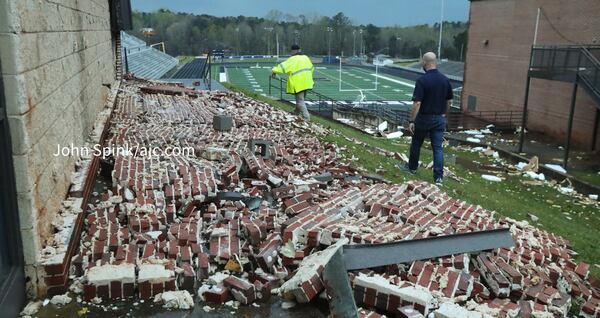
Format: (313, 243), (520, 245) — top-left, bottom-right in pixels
(131, 0), (470, 27)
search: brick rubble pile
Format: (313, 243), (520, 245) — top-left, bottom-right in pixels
(42, 80), (600, 317)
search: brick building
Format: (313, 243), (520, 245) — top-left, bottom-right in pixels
(0, 0), (130, 314)
(463, 0), (600, 149)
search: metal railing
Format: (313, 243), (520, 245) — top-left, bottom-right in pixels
(267, 75), (522, 131)
(530, 45), (600, 99)
(521, 45), (600, 163)
(201, 51), (212, 90)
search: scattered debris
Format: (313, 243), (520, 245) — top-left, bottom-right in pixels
(545, 164), (567, 174)
(481, 174), (502, 182)
(50, 293), (72, 306)
(21, 301), (42, 316)
(36, 80), (600, 318)
(385, 131), (404, 139)
(154, 290), (194, 310)
(281, 300), (296, 309)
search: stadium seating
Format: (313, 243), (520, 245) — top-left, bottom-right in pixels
(407, 60), (464, 79)
(171, 58), (207, 79)
(437, 61), (464, 78)
(121, 32), (178, 79)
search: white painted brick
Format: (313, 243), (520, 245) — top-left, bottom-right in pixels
(21, 227), (41, 265)
(3, 30), (112, 75)
(16, 0), (110, 33)
(0, 33), (20, 75)
(12, 40), (113, 146)
(1, 74), (28, 116)
(7, 115), (31, 155)
(17, 190), (36, 230)
(12, 152), (35, 194)
(0, 0), (21, 33)
(24, 265), (40, 298)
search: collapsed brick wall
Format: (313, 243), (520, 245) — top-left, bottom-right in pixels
(0, 0), (117, 296)
(463, 0), (600, 149)
(48, 80), (600, 317)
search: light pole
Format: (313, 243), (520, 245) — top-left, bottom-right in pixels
(327, 27), (334, 57)
(352, 30), (357, 56)
(437, 0), (445, 60)
(264, 27), (273, 55)
(235, 27), (240, 56)
(396, 36), (401, 58)
(359, 29), (364, 56)
(294, 30), (300, 45)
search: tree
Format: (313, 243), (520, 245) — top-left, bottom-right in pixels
(364, 24), (380, 54)
(130, 10), (468, 60)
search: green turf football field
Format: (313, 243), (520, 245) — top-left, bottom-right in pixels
(218, 63), (416, 104)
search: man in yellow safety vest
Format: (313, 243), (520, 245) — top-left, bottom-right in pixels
(271, 44), (314, 121)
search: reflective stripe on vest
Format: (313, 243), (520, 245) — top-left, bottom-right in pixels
(279, 63), (286, 74)
(292, 67), (313, 76)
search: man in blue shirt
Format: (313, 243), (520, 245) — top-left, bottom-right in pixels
(404, 52), (453, 185)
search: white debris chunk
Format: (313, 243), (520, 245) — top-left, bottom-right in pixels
(386, 131), (404, 139)
(203, 305), (214, 312)
(377, 121), (388, 132)
(466, 137), (481, 143)
(524, 171), (545, 181)
(281, 300), (297, 309)
(589, 194), (598, 201)
(545, 164), (567, 174)
(50, 293), (72, 306)
(207, 272), (230, 285)
(21, 301), (42, 316)
(155, 290), (194, 310)
(481, 174), (502, 182)
(87, 264), (136, 285)
(559, 187), (574, 194)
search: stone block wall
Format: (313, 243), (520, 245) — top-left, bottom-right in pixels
(0, 0), (117, 296)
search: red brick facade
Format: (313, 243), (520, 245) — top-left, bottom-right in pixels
(463, 0), (600, 149)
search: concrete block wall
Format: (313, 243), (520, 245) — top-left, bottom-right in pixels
(463, 0), (600, 149)
(0, 0), (117, 297)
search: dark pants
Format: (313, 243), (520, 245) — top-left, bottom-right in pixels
(408, 114), (446, 181)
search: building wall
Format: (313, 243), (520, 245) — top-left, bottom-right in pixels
(0, 0), (116, 296)
(463, 0), (600, 149)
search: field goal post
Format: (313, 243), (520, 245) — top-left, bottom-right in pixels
(338, 59), (379, 93)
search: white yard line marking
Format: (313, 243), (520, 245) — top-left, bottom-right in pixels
(317, 69), (387, 100)
(370, 74), (415, 88)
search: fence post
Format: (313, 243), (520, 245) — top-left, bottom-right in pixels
(279, 80), (283, 100)
(268, 76), (271, 97)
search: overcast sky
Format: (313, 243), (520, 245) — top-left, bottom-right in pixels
(131, 0), (470, 27)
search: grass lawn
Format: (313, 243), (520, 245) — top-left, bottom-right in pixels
(225, 82), (600, 280)
(572, 170), (600, 187)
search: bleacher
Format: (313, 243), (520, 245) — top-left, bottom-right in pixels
(121, 32), (178, 80)
(407, 60), (464, 79)
(171, 58), (207, 79)
(437, 61), (465, 79)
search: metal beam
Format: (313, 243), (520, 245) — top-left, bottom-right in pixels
(341, 228), (514, 270)
(323, 229), (514, 317)
(593, 108), (599, 151)
(518, 76), (531, 153)
(322, 250), (357, 318)
(564, 78), (578, 169)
